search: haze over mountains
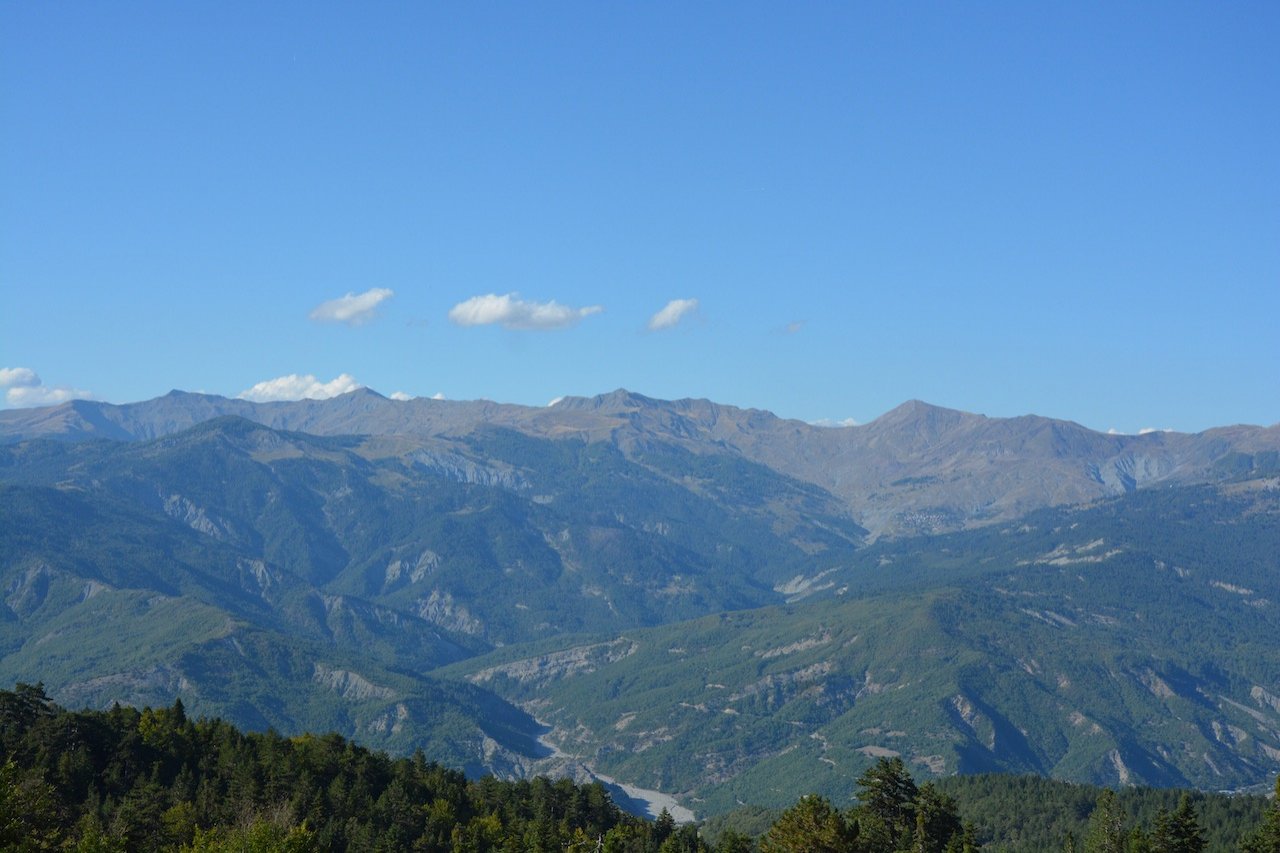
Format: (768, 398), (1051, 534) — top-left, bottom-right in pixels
(3, 388), (1277, 537)
(1, 389), (1278, 816)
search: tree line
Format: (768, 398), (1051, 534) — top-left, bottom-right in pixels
(2, 685), (1277, 851)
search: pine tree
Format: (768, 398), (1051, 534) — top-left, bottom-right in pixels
(913, 782), (964, 853)
(854, 757), (919, 848)
(1149, 794), (1205, 853)
(1241, 776), (1280, 853)
(759, 794), (858, 853)
(654, 808), (677, 847)
(1084, 790), (1127, 853)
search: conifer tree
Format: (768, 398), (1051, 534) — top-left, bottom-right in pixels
(913, 782), (964, 853)
(759, 794), (858, 853)
(855, 757), (919, 848)
(1150, 794), (1205, 853)
(654, 808), (677, 847)
(1084, 790), (1127, 853)
(1241, 776), (1280, 853)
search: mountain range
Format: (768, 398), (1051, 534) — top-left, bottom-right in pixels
(3, 388), (1277, 537)
(1, 389), (1277, 818)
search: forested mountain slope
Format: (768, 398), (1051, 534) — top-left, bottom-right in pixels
(0, 415), (860, 776)
(450, 482), (1280, 813)
(1, 391), (1277, 821)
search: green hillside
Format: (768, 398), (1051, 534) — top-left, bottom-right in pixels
(450, 483), (1280, 813)
(2, 413), (1278, 820)
(0, 418), (862, 775)
(0, 418), (864, 644)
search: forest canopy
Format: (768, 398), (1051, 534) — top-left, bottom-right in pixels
(1, 684), (1277, 852)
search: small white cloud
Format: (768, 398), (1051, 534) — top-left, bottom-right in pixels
(783, 320), (805, 335)
(547, 396), (565, 407)
(5, 386), (92, 407)
(309, 288), (395, 326)
(1107, 428), (1123, 435)
(647, 298), (699, 331)
(431, 392), (446, 400)
(390, 391), (413, 401)
(0, 367), (93, 407)
(237, 373), (363, 402)
(449, 293), (603, 330)
(1138, 427), (1173, 435)
(0, 367), (40, 388)
(810, 417), (860, 428)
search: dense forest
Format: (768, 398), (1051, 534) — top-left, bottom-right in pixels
(2, 685), (1278, 852)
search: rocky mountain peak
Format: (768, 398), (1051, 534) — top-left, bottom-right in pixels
(553, 389), (661, 413)
(861, 400), (988, 449)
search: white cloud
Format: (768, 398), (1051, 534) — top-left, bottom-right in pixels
(5, 385), (90, 407)
(309, 288), (395, 325)
(811, 417), (860, 428)
(431, 392), (446, 400)
(0, 367), (93, 408)
(547, 396), (565, 407)
(390, 391), (412, 401)
(0, 367), (40, 388)
(783, 320), (805, 335)
(448, 293), (603, 330)
(237, 373), (363, 402)
(1108, 426), (1174, 436)
(647, 298), (699, 331)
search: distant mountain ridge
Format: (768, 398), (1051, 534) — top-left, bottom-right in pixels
(3, 388), (1276, 536)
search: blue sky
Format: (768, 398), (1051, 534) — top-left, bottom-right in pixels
(2, 3), (1277, 433)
